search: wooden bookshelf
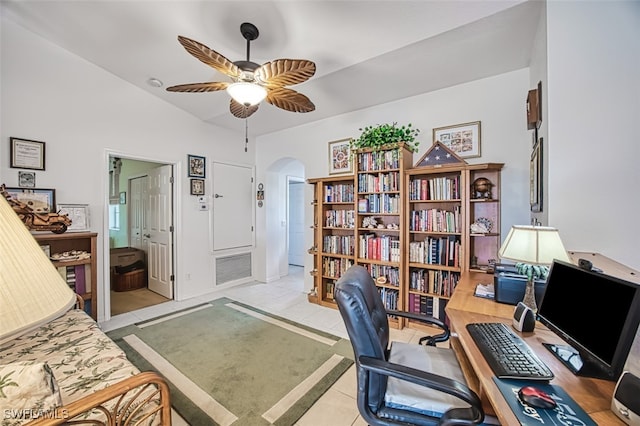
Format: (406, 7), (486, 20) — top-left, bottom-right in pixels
(354, 143), (413, 328)
(307, 174), (355, 308)
(34, 232), (98, 320)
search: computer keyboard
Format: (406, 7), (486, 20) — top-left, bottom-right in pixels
(466, 322), (554, 381)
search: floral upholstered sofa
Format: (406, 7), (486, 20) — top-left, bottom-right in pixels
(0, 306), (171, 426)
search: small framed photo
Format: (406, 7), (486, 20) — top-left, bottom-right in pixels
(57, 203), (90, 231)
(191, 178), (205, 195)
(4, 187), (55, 213)
(328, 138), (352, 174)
(432, 121), (481, 159)
(10, 137), (46, 170)
(530, 137), (543, 212)
(18, 171), (36, 188)
(119, 191), (126, 204)
(188, 154), (206, 178)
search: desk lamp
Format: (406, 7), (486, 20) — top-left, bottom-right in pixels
(0, 196), (75, 345)
(498, 225), (570, 312)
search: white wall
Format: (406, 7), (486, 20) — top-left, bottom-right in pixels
(546, 1), (640, 270)
(256, 69), (533, 290)
(0, 18), (253, 321)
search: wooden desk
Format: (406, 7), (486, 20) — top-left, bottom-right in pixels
(446, 272), (623, 425)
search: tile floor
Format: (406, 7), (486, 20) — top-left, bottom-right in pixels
(100, 266), (429, 426)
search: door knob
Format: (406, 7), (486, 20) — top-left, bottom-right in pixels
(143, 233), (151, 238)
(215, 194), (224, 198)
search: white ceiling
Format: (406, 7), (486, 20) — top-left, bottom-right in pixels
(1, 0), (542, 136)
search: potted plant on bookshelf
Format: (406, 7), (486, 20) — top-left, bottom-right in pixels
(350, 122), (420, 153)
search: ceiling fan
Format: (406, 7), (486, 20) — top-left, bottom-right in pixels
(166, 22), (316, 119)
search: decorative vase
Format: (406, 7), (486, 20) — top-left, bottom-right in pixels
(522, 279), (538, 312)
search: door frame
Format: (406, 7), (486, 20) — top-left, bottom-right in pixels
(286, 175), (305, 273)
(102, 149), (181, 323)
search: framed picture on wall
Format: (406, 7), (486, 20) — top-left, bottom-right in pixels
(432, 121), (481, 159)
(10, 137), (46, 170)
(530, 137), (543, 212)
(4, 187), (55, 213)
(328, 138), (352, 174)
(188, 154), (206, 178)
(57, 204), (90, 231)
(190, 178), (205, 195)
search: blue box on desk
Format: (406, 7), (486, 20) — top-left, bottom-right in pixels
(493, 268), (547, 305)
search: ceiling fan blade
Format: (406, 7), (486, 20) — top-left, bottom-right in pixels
(255, 59), (316, 87)
(166, 81), (229, 93)
(266, 87), (315, 113)
(177, 35), (240, 79)
(230, 99), (259, 118)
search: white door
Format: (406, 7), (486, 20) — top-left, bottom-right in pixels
(129, 176), (148, 250)
(147, 165), (173, 298)
(288, 180), (305, 266)
(213, 162), (253, 250)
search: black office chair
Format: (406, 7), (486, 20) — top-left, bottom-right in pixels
(335, 265), (484, 426)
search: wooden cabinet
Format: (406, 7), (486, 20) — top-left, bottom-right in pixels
(354, 144), (413, 328)
(34, 232), (98, 320)
(307, 175), (355, 307)
(405, 165), (464, 326)
(466, 164), (503, 273)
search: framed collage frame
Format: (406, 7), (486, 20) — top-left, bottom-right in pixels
(328, 138), (352, 174)
(432, 121), (481, 159)
(188, 154), (206, 178)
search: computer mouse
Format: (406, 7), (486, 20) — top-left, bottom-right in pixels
(518, 386), (557, 410)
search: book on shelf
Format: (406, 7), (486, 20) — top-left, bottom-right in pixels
(75, 264), (86, 294)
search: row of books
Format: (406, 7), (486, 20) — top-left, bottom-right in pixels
(359, 234), (400, 262)
(357, 148), (401, 171)
(409, 207), (462, 233)
(324, 183), (354, 203)
(408, 293), (449, 321)
(409, 175), (461, 201)
(325, 209), (355, 228)
(322, 235), (355, 256)
(357, 194), (400, 214)
(366, 264), (400, 287)
(357, 171), (400, 193)
(408, 235), (460, 267)
(377, 287), (399, 311)
(57, 264), (92, 295)
(322, 257), (353, 279)
(408, 269), (460, 297)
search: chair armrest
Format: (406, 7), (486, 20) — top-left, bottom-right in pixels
(386, 309), (450, 344)
(358, 355), (482, 411)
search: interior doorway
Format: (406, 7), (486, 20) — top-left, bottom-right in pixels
(287, 177), (305, 267)
(106, 155), (175, 318)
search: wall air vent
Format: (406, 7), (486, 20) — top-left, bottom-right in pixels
(216, 253), (251, 285)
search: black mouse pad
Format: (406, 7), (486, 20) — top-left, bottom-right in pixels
(493, 377), (597, 425)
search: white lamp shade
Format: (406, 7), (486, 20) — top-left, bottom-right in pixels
(226, 82), (267, 106)
(498, 225), (570, 265)
(0, 196), (75, 344)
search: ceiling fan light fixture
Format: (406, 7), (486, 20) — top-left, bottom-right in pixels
(226, 82), (267, 106)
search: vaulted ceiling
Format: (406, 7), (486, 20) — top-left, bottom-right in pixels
(1, 1), (542, 136)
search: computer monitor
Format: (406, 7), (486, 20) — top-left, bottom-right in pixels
(537, 260), (640, 381)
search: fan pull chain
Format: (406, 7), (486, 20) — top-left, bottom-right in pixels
(245, 118), (248, 152)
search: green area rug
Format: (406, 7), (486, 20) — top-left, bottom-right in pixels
(107, 298), (353, 425)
